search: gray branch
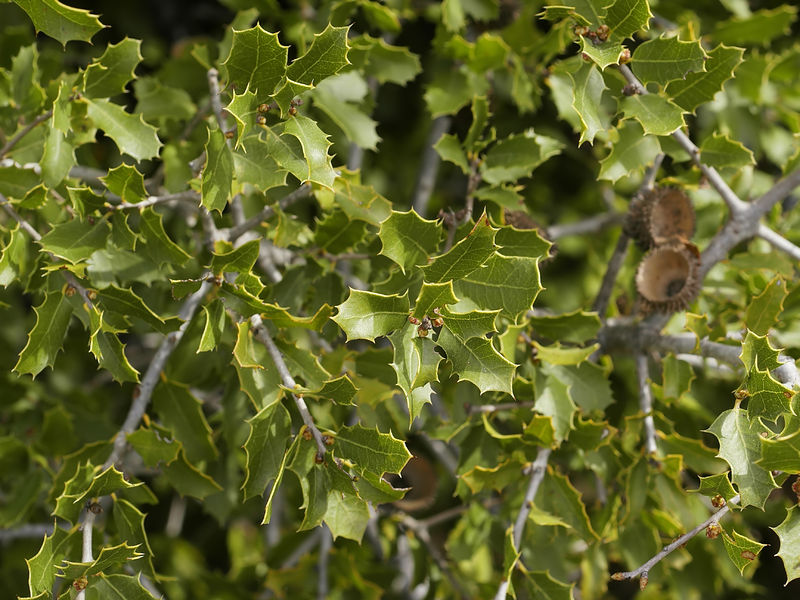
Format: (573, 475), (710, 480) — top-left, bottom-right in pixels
(227, 184), (312, 241)
(547, 211), (625, 240)
(411, 116), (451, 216)
(635, 353), (658, 455)
(757, 223), (800, 261)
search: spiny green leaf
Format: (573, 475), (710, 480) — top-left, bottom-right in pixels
(745, 368), (793, 423)
(270, 77), (313, 118)
(707, 408), (777, 508)
(127, 427), (180, 466)
(529, 310), (601, 344)
(758, 428), (800, 472)
(233, 136), (288, 192)
(773, 505), (800, 584)
(712, 6), (797, 47)
(286, 24), (350, 86)
(281, 114), (336, 189)
(84, 98), (162, 161)
(112, 499), (157, 580)
(334, 424), (411, 476)
(197, 300), (227, 353)
(533, 341), (598, 365)
(102, 164), (147, 205)
(14, 290), (73, 377)
(202, 126), (233, 214)
(348, 35), (421, 85)
(515, 569), (575, 600)
(139, 208), (192, 266)
(312, 71), (380, 150)
(533, 371), (576, 443)
(39, 217), (110, 264)
(480, 130), (564, 185)
(604, 0), (651, 41)
(579, 38), (624, 70)
(210, 240), (260, 275)
(598, 120), (661, 182)
(226, 86), (260, 149)
(694, 472), (738, 502)
(723, 530), (767, 575)
(333, 289), (410, 342)
(434, 132), (470, 173)
(54, 465), (141, 523)
(57, 542), (142, 579)
(242, 402), (292, 500)
(291, 375), (359, 406)
(544, 362), (614, 412)
(569, 60), (608, 145)
(314, 210), (367, 252)
(25, 522), (79, 596)
(439, 306), (498, 340)
(96, 285), (180, 335)
(631, 36), (706, 86)
(666, 44), (744, 113)
(744, 276), (787, 336)
(538, 469), (600, 541)
(222, 24), (288, 96)
(134, 76), (196, 122)
(378, 210), (442, 273)
(84, 573), (160, 599)
(41, 127), (75, 189)
(153, 381), (218, 463)
(412, 281), (458, 319)
(83, 38), (142, 98)
(89, 310), (140, 383)
(700, 133), (756, 169)
(0, 166), (40, 200)
(437, 327), (516, 395)
(390, 324), (435, 423)
(622, 94), (685, 136)
(740, 330), (783, 374)
(324, 481), (370, 542)
(12, 0), (106, 46)
(421, 215), (496, 283)
(219, 281), (333, 330)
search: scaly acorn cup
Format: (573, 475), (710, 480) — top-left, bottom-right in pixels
(635, 241), (701, 314)
(625, 187), (695, 250)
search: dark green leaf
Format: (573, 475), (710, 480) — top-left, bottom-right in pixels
(12, 0), (106, 46)
(14, 290), (72, 377)
(222, 24), (288, 96)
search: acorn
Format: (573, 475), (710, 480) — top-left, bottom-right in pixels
(635, 242), (701, 314)
(625, 187), (695, 250)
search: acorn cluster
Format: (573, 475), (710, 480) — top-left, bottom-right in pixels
(625, 187), (701, 314)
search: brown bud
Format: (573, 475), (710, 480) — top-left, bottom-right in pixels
(573, 25), (590, 37)
(324, 435), (335, 446)
(791, 477), (800, 499)
(289, 106), (297, 116)
(257, 103), (270, 113)
(417, 327), (429, 337)
(706, 523), (721, 539)
(314, 452), (325, 464)
(432, 317), (444, 328)
(65, 285), (76, 297)
(620, 47), (632, 63)
(87, 289), (97, 301)
(256, 115), (267, 125)
(711, 494), (725, 508)
(596, 24), (610, 41)
(408, 316), (420, 324)
(610, 573), (626, 581)
(88, 501), (103, 514)
(734, 389), (749, 401)
(639, 573), (648, 590)
(224, 130), (235, 139)
(73, 576), (88, 591)
(302, 429), (313, 441)
(622, 83), (638, 96)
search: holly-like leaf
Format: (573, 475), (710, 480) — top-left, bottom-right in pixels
(314, 210), (367, 252)
(286, 24), (350, 86)
(533, 341), (598, 365)
(112, 499), (156, 580)
(202, 126), (233, 214)
(437, 327), (516, 395)
(25, 522), (79, 596)
(197, 300), (227, 353)
(102, 164), (147, 205)
(54, 465), (141, 523)
(569, 61), (608, 145)
(242, 402), (292, 500)
(480, 130), (564, 185)
(515, 569), (575, 600)
(12, 0), (106, 46)
(39, 217), (110, 264)
(153, 381), (218, 463)
(622, 94), (685, 136)
(333, 424), (411, 476)
(579, 38), (624, 70)
(210, 240), (260, 275)
(83, 38), (142, 98)
(544, 362), (614, 413)
(312, 71), (380, 150)
(261, 118), (336, 189)
(439, 306), (498, 340)
(528, 310), (601, 344)
(538, 470), (600, 541)
(694, 472), (738, 502)
(96, 285), (180, 335)
(139, 208), (192, 266)
(533, 371), (577, 443)
(744, 276), (787, 336)
(598, 120), (661, 182)
(455, 254), (542, 321)
(712, 6), (797, 47)
(57, 542), (142, 579)
(700, 133), (756, 170)
(707, 408), (777, 508)
(745, 368), (793, 422)
(740, 330), (783, 374)
(434, 133), (470, 173)
(631, 37), (706, 86)
(83, 573), (160, 599)
(222, 24), (288, 96)
(722, 529), (767, 575)
(412, 281), (458, 319)
(666, 44), (744, 113)
(759, 427), (800, 472)
(378, 210), (442, 273)
(89, 310), (140, 383)
(14, 290), (73, 377)
(41, 127), (75, 189)
(421, 215), (496, 283)
(333, 289), (410, 342)
(324, 482), (370, 542)
(773, 505), (800, 584)
(270, 77), (313, 118)
(390, 324), (435, 423)
(84, 98), (162, 161)
(219, 282), (333, 330)
(292, 375), (359, 406)
(604, 0), (651, 41)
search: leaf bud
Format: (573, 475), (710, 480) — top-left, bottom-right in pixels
(733, 389), (749, 401)
(711, 494), (725, 508)
(639, 573), (648, 590)
(289, 106), (297, 116)
(65, 285), (76, 297)
(257, 103), (270, 113)
(610, 572), (626, 581)
(224, 130), (235, 139)
(417, 327), (429, 337)
(256, 115), (267, 125)
(88, 501), (103, 514)
(408, 316), (420, 324)
(302, 429), (313, 441)
(705, 523), (721, 539)
(432, 317), (444, 328)
(620, 47), (632, 64)
(573, 25), (590, 37)
(791, 477), (800, 499)
(581, 52), (591, 61)
(324, 435), (335, 446)
(73, 576), (88, 592)
(622, 83), (638, 96)
(596, 24), (610, 42)
(87, 289), (97, 301)
(314, 452), (325, 464)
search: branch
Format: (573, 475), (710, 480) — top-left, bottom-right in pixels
(635, 353), (658, 455)
(110, 190), (200, 211)
(250, 314), (328, 458)
(751, 168), (800, 218)
(0, 523), (54, 543)
(104, 280), (211, 469)
(226, 183), (312, 242)
(757, 223), (800, 261)
(411, 115), (452, 216)
(611, 494), (739, 587)
(0, 110), (53, 158)
(494, 447), (552, 600)
(591, 231), (630, 319)
(400, 514), (469, 599)
(75, 506), (99, 600)
(317, 525), (332, 600)
(206, 68), (229, 132)
(467, 401), (535, 415)
(547, 211), (625, 240)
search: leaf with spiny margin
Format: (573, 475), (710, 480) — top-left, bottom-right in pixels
(102, 164), (147, 204)
(461, 458), (527, 494)
(528, 310), (601, 344)
(287, 24), (350, 86)
(524, 415), (556, 447)
(312, 71), (379, 150)
(745, 277), (787, 336)
(222, 25), (288, 96)
(744, 368), (793, 423)
(210, 240), (260, 275)
(25, 523), (79, 596)
(437, 327), (515, 395)
(759, 427), (800, 472)
(57, 542), (142, 579)
(269, 77), (312, 119)
(579, 38), (624, 70)
(202, 127), (233, 214)
(534, 370), (576, 443)
(54, 465), (141, 523)
(218, 281), (332, 330)
(41, 127), (75, 189)
(88, 310), (140, 383)
(68, 186), (106, 220)
(112, 499), (156, 580)
(0, 166), (40, 200)
(666, 44), (744, 113)
(631, 36), (706, 86)
(421, 215), (496, 282)
(233, 327), (282, 410)
(226, 87), (260, 149)
(712, 6), (797, 47)
(274, 337), (331, 391)
(260, 122), (326, 189)
(348, 35), (421, 85)
(662, 354), (694, 402)
(538, 470), (600, 541)
(334, 425), (411, 476)
(163, 448), (222, 499)
(494, 225), (552, 259)
(707, 408), (777, 508)
(434, 133), (470, 174)
(242, 402), (291, 500)
(333, 289), (409, 342)
(317, 170), (392, 225)
(134, 76), (195, 122)
(544, 362), (613, 412)
(439, 307), (498, 340)
(83, 38), (141, 98)
(197, 300), (226, 353)
(12, 0), (106, 46)
(314, 210), (367, 252)
(0, 227), (32, 287)
(10, 44), (43, 116)
(139, 208), (192, 266)
(598, 120), (661, 182)
(282, 114), (336, 189)
(515, 569), (575, 600)
(622, 94), (685, 136)
(723, 530), (766, 575)
(291, 375), (358, 406)
(569, 61), (608, 145)
(14, 290), (72, 377)
(694, 472), (738, 502)
(700, 133), (756, 169)
(324, 483), (370, 542)
(412, 281), (458, 319)
(127, 427), (180, 466)
(604, 0), (651, 41)
(533, 342), (598, 365)
(84, 98), (161, 161)
(262, 436), (297, 524)
(537, 6), (591, 26)
(153, 381), (218, 463)
(233, 136), (287, 192)
(39, 217), (110, 265)
(389, 324), (434, 423)
(740, 330), (782, 374)
(96, 285), (180, 335)
(379, 210), (442, 273)
(480, 130), (564, 185)
(455, 254), (542, 321)
(774, 506), (800, 584)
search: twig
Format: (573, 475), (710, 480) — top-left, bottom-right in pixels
(752, 168), (800, 217)
(110, 190), (200, 211)
(467, 402), (535, 415)
(757, 223), (800, 261)
(591, 231), (630, 319)
(0, 523), (54, 543)
(104, 281), (211, 469)
(547, 211), (625, 240)
(280, 529), (323, 568)
(317, 525), (332, 600)
(0, 110), (53, 157)
(400, 515), (468, 599)
(207, 68), (228, 132)
(250, 315), (328, 458)
(635, 353), (658, 455)
(75, 508), (98, 600)
(641, 153), (664, 190)
(611, 494), (739, 587)
(412, 116), (452, 216)
(227, 184), (312, 242)
(494, 447), (552, 600)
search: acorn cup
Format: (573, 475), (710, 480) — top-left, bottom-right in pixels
(625, 187), (695, 250)
(635, 241), (701, 314)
